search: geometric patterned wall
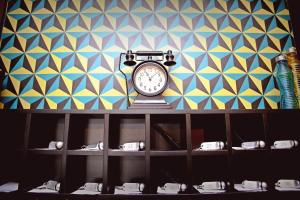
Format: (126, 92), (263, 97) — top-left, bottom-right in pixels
(0, 0), (294, 110)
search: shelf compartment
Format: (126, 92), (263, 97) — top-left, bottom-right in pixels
(28, 114), (65, 149)
(150, 150), (187, 156)
(230, 113), (266, 148)
(151, 157), (188, 194)
(23, 154), (62, 192)
(0, 112), (26, 186)
(191, 114), (227, 151)
(109, 114), (145, 150)
(68, 114), (104, 150)
(66, 156), (103, 194)
(108, 157), (146, 194)
(267, 112), (300, 146)
(192, 156), (230, 186)
(150, 114), (186, 151)
(232, 153), (270, 187)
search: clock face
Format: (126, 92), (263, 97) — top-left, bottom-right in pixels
(133, 61), (168, 96)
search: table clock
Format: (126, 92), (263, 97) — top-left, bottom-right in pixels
(119, 50), (176, 109)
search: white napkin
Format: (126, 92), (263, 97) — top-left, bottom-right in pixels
(0, 182), (19, 193)
(234, 184), (267, 192)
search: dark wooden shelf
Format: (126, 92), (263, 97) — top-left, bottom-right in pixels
(150, 150), (187, 156)
(67, 150), (104, 156)
(27, 148), (63, 155)
(192, 149), (228, 156)
(1, 110), (300, 199)
(108, 149), (145, 156)
(232, 148), (269, 155)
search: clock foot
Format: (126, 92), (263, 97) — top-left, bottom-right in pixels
(129, 95), (172, 109)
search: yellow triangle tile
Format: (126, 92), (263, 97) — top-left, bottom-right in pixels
(5, 16), (18, 32)
(47, 89), (69, 97)
(19, 98), (31, 109)
(9, 76), (21, 94)
(211, 97), (225, 109)
(52, 46), (74, 53)
(38, 67), (59, 75)
(238, 97), (252, 109)
(196, 75), (211, 93)
(35, 76), (47, 95)
(63, 66), (85, 74)
(259, 46), (280, 54)
(44, 97), (57, 109)
(73, 89), (97, 96)
(184, 97), (198, 109)
(223, 75), (238, 94)
(170, 74), (183, 94)
(264, 88), (280, 96)
(0, 55), (11, 72)
(264, 96), (279, 109)
(115, 76), (127, 94)
(100, 97), (112, 109)
(185, 88), (209, 96)
(60, 76), (73, 94)
(171, 66), (193, 74)
(21, 90), (43, 97)
(239, 89), (261, 96)
(162, 88), (181, 97)
(1, 89), (18, 97)
(213, 88), (235, 96)
(198, 66), (219, 74)
(102, 89), (124, 97)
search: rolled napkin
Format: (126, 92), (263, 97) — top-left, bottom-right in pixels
(241, 141), (265, 149)
(81, 142), (103, 150)
(114, 183), (144, 194)
(272, 140), (298, 149)
(195, 141), (225, 151)
(72, 182), (102, 195)
(275, 179), (300, 191)
(48, 141), (63, 150)
(119, 141), (145, 151)
(157, 183), (187, 194)
(29, 180), (60, 193)
(234, 180), (267, 192)
(193, 181), (228, 194)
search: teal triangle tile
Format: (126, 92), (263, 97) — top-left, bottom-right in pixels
(101, 75), (114, 94)
(45, 76), (61, 94)
(238, 76), (250, 93)
(250, 74), (270, 81)
(211, 75), (223, 94)
(7, 0), (22, 12)
(185, 96), (208, 104)
(47, 96), (70, 104)
(72, 76), (87, 95)
(101, 96), (125, 104)
(240, 96), (261, 103)
(213, 96), (235, 103)
(36, 74), (59, 81)
(200, 73), (220, 81)
(36, 98), (45, 109)
(258, 98), (265, 109)
(1, 35), (16, 51)
(18, 76), (34, 95)
(225, 73), (246, 81)
(73, 96), (98, 104)
(204, 98), (212, 110)
(20, 96), (43, 104)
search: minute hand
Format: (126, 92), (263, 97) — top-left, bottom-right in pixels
(150, 72), (159, 79)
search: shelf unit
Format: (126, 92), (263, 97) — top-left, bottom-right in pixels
(0, 110), (300, 200)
